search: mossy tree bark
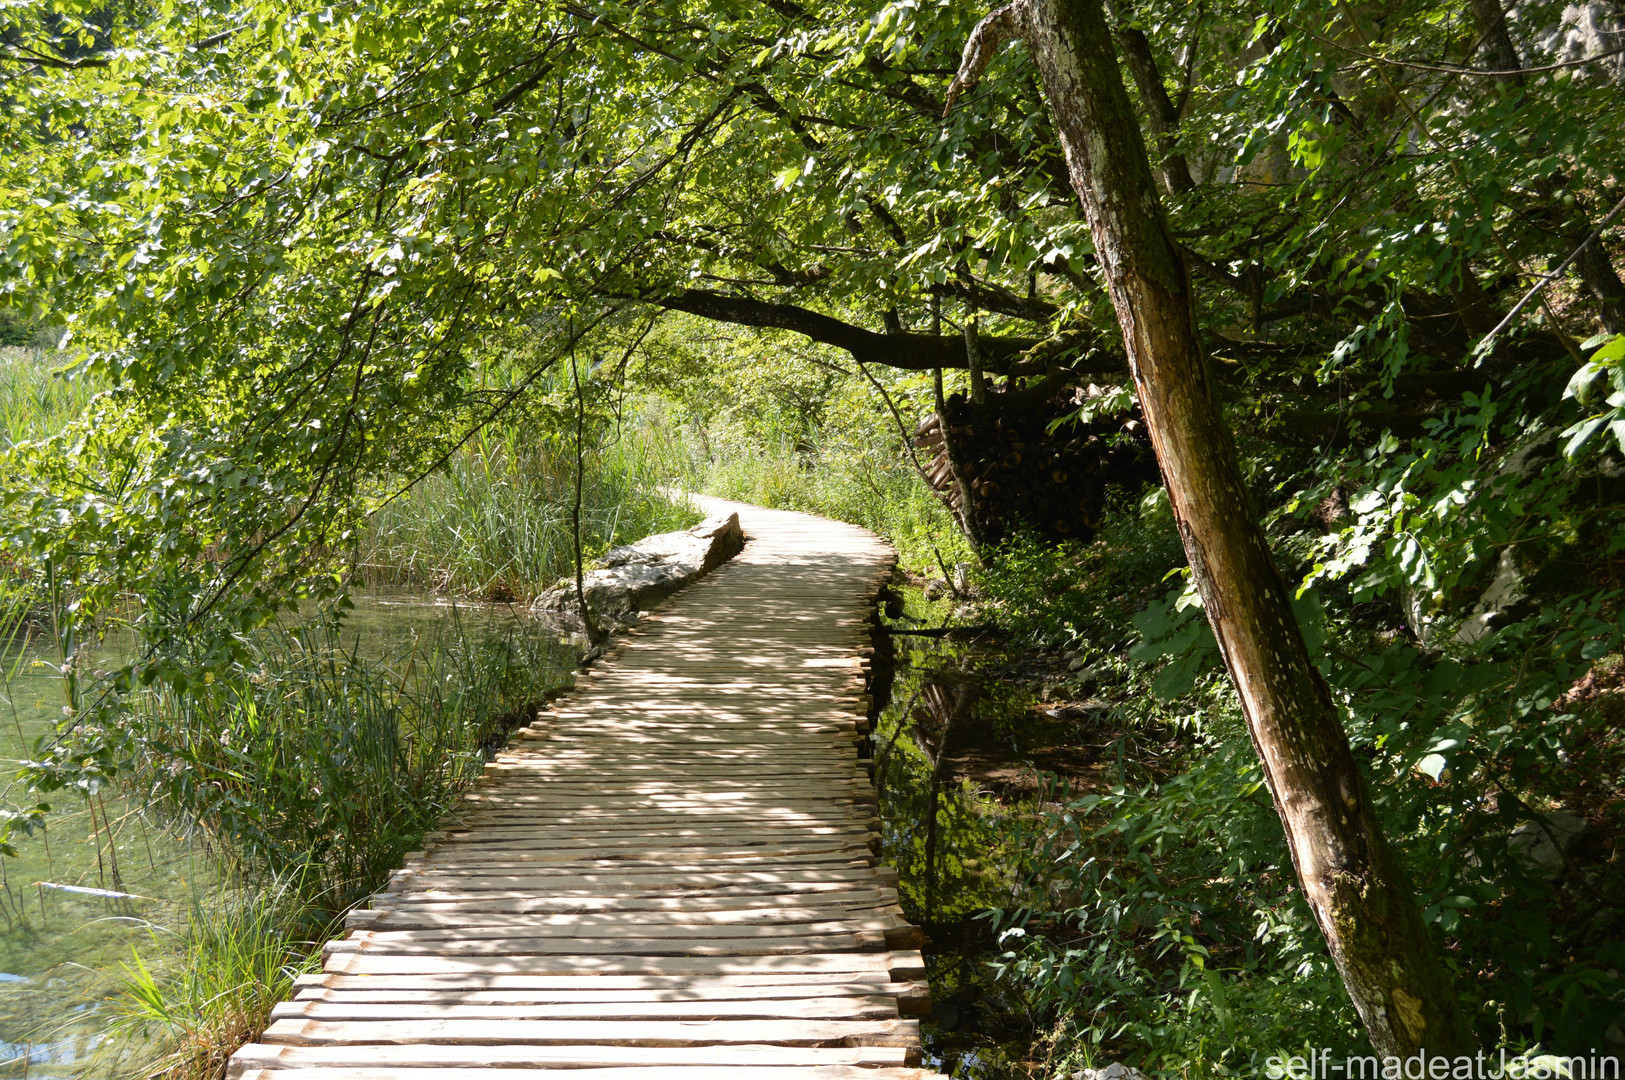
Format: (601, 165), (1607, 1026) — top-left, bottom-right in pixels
(948, 0), (1474, 1057)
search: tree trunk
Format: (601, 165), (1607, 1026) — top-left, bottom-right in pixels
(963, 307), (988, 404)
(1101, 0), (1196, 194)
(948, 0), (1474, 1057)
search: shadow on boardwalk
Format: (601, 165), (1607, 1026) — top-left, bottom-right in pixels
(229, 497), (949, 1080)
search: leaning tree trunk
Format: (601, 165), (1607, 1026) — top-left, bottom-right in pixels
(948, 0), (1473, 1057)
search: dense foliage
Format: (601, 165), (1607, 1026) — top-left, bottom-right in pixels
(3, 0), (1625, 1067)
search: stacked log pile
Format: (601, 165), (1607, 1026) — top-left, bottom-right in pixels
(914, 386), (1159, 547)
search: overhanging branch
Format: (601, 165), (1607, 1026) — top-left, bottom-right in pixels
(628, 287), (1042, 371)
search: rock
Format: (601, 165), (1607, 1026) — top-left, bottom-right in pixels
(532, 513), (745, 617)
(1456, 547), (1526, 644)
(1072, 1064), (1150, 1080)
(923, 578), (948, 601)
(953, 562), (973, 596)
(1067, 654), (1090, 672)
(1509, 812), (1587, 880)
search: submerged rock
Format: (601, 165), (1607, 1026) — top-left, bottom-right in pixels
(531, 513), (745, 617)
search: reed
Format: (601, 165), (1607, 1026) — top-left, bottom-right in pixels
(127, 612), (574, 909)
(107, 876), (323, 1080)
(0, 346), (99, 449)
(357, 410), (701, 602)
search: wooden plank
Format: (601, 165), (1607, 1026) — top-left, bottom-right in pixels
(403, 855), (878, 871)
(291, 972), (907, 992)
(345, 908), (907, 930)
(410, 846), (876, 863)
(362, 890), (898, 914)
(268, 994), (900, 1021)
(318, 950), (927, 980)
(259, 1016), (920, 1047)
(345, 916), (897, 937)
(289, 982), (927, 1005)
(418, 828), (878, 844)
(464, 778), (874, 791)
(231, 1043), (912, 1070)
(322, 933), (885, 957)
(383, 866), (879, 885)
(235, 1067), (937, 1080)
(457, 792), (875, 806)
(486, 763), (867, 776)
(424, 826), (877, 841)
(335, 921), (926, 953)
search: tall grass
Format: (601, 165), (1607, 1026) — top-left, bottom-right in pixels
(127, 613), (573, 909)
(702, 415), (972, 576)
(0, 345), (99, 448)
(359, 412), (701, 601)
(1, 348), (99, 627)
(108, 877), (323, 1080)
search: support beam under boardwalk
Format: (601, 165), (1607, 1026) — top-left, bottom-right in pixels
(229, 497), (947, 1079)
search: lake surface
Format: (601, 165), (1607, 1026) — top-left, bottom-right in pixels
(0, 593), (578, 1077)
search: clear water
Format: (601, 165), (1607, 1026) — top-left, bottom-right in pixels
(874, 596), (1112, 1079)
(0, 593), (573, 1077)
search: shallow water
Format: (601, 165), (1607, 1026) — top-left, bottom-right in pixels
(0, 593), (574, 1077)
(874, 599), (1110, 1079)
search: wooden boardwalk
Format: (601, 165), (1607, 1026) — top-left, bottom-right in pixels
(229, 498), (946, 1080)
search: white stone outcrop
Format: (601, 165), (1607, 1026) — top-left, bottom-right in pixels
(531, 513), (745, 617)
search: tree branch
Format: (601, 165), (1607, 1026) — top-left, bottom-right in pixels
(626, 287), (1040, 371)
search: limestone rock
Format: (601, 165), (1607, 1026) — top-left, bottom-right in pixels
(1509, 812), (1587, 880)
(532, 513), (745, 616)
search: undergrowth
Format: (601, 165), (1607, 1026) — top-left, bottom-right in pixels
(108, 879), (322, 1080)
(682, 339), (1625, 1070)
(358, 407), (699, 602)
(961, 495), (1625, 1070)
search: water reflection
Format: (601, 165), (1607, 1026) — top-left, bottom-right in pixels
(875, 605), (1113, 1079)
(0, 592), (574, 1078)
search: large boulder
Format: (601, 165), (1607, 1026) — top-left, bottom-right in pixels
(532, 513), (745, 617)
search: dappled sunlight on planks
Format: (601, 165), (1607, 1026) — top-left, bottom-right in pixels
(229, 496), (945, 1079)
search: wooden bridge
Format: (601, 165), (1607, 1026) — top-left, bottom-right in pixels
(229, 498), (946, 1080)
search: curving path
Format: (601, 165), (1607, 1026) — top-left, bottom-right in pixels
(229, 497), (946, 1080)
